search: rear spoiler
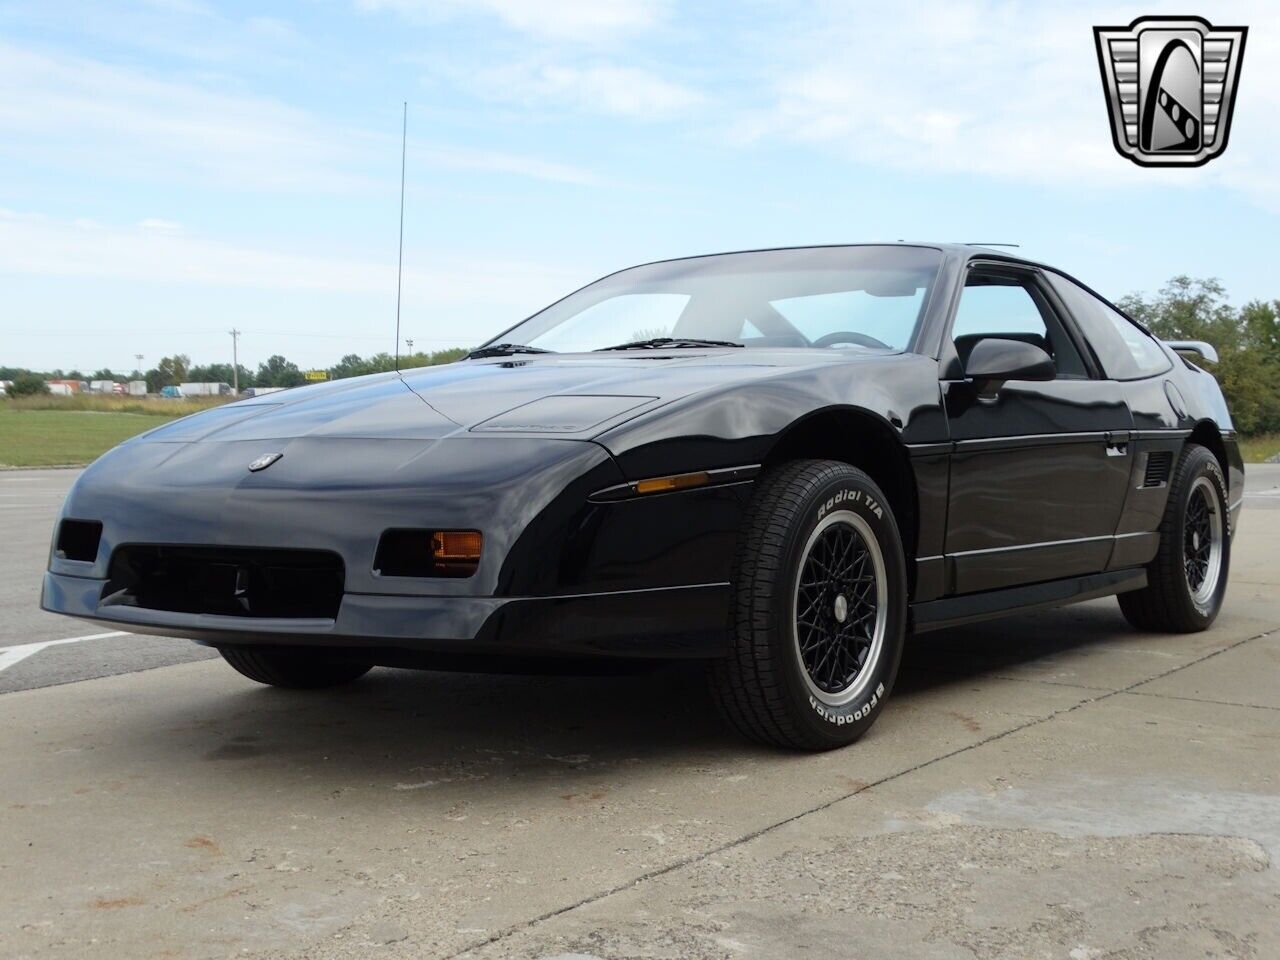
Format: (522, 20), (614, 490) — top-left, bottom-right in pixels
(1165, 340), (1219, 364)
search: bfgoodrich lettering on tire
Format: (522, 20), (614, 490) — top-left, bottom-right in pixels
(710, 460), (907, 750)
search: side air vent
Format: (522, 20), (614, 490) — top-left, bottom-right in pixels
(56, 519), (103, 562)
(1143, 451), (1173, 488)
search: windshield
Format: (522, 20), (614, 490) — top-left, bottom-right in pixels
(489, 246), (943, 353)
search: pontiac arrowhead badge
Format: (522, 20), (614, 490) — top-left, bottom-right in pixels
(1094, 16), (1247, 167)
(248, 452), (283, 472)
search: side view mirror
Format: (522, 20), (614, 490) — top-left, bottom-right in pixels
(964, 337), (1055, 396)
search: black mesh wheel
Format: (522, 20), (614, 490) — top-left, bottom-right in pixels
(1119, 444), (1230, 633)
(710, 460), (907, 751)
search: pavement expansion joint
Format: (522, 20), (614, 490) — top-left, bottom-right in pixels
(437, 625), (1280, 959)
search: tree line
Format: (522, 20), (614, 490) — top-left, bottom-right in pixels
(1118, 277), (1280, 436)
(1, 347), (469, 397)
(5, 275), (1280, 434)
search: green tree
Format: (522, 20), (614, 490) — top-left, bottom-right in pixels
(146, 354), (190, 392)
(1241, 299), (1280, 362)
(1119, 277), (1280, 435)
(188, 363), (254, 388)
(255, 354), (305, 388)
(327, 353), (375, 380)
(7, 373), (50, 397)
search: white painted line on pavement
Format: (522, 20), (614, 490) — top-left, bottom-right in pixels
(0, 631), (130, 675)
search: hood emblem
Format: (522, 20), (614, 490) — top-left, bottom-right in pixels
(248, 453), (283, 473)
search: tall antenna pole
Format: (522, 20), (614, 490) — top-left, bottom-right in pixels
(229, 328), (241, 394)
(394, 101), (407, 371)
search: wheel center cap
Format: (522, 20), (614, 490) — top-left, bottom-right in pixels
(833, 594), (849, 623)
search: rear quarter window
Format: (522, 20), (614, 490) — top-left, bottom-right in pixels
(1048, 274), (1171, 380)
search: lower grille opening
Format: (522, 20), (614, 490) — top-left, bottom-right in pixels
(56, 519), (103, 562)
(104, 546), (344, 619)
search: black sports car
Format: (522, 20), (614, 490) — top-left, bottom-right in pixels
(42, 244), (1243, 749)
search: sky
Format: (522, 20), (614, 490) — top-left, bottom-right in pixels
(1, 0), (1278, 374)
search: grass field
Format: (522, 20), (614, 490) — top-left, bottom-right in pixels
(1239, 433), (1280, 464)
(3, 395), (1279, 468)
(0, 395), (228, 467)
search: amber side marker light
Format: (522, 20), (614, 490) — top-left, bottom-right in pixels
(432, 530), (483, 576)
(633, 471), (711, 496)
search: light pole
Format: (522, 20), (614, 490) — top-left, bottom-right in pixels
(405, 338), (414, 355)
(229, 329), (241, 394)
(134, 354), (144, 378)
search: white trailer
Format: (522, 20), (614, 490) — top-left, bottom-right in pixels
(178, 382), (232, 397)
(127, 381), (147, 397)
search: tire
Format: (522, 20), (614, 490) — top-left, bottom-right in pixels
(1119, 444), (1230, 633)
(710, 460), (908, 751)
(218, 647), (373, 689)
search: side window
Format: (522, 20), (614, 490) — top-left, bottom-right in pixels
(951, 274), (1087, 378)
(1047, 274), (1171, 380)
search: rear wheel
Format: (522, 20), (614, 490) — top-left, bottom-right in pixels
(710, 460), (907, 751)
(218, 647), (373, 689)
(1119, 444), (1230, 633)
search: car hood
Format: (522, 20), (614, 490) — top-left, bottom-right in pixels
(135, 349), (899, 444)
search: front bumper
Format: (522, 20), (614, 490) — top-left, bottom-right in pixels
(43, 434), (752, 660)
(42, 571), (731, 658)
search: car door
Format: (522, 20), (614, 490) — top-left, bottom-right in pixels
(942, 264), (1134, 595)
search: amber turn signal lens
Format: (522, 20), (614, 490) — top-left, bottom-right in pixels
(432, 530), (483, 562)
(633, 471), (711, 495)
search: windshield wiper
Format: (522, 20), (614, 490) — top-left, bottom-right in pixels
(465, 343), (555, 359)
(595, 337), (744, 352)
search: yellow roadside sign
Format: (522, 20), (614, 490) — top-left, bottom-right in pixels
(304, 370), (328, 382)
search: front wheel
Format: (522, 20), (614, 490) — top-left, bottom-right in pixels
(1119, 443), (1230, 633)
(218, 647), (373, 689)
(710, 460), (907, 751)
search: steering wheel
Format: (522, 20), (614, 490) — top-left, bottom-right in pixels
(812, 331), (892, 350)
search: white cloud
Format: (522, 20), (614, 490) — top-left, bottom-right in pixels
(733, 0), (1280, 209)
(0, 41), (602, 193)
(415, 144), (604, 185)
(475, 62), (701, 119)
(357, 0), (668, 42)
(0, 208), (578, 308)
(0, 207), (592, 369)
(0, 40), (373, 193)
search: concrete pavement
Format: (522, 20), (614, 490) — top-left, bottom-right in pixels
(0, 469), (215, 693)
(1, 466), (1277, 959)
